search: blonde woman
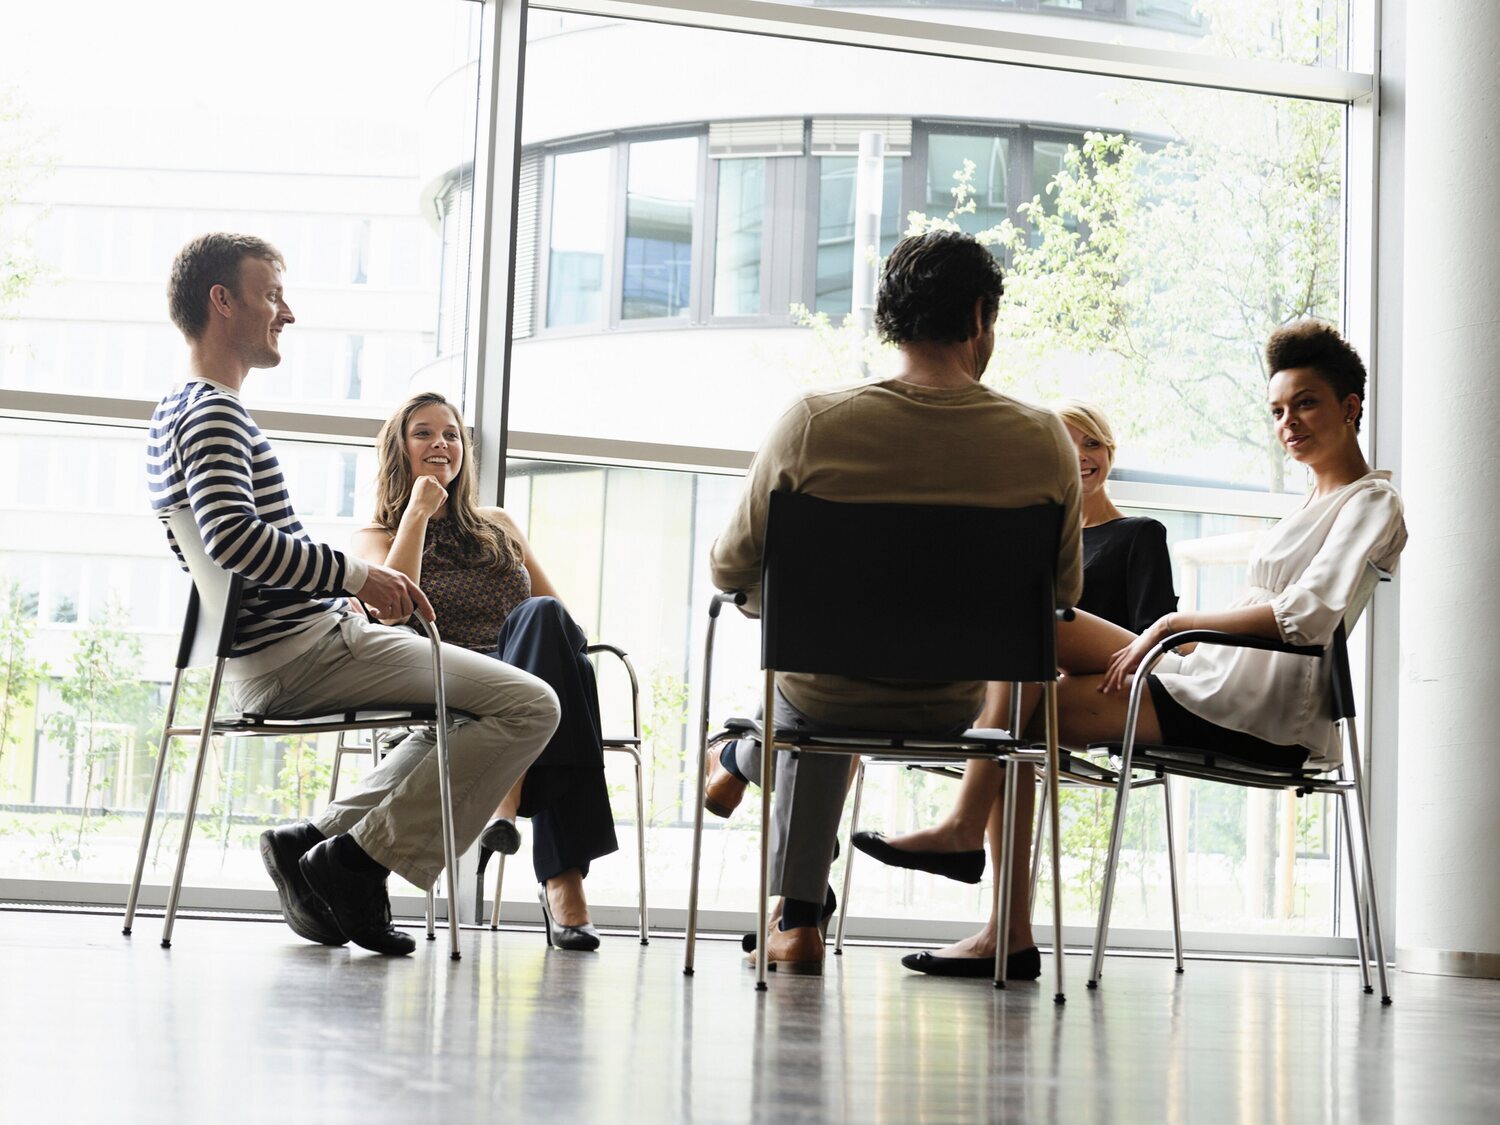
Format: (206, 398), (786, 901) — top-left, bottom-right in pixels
(1057, 400), (1178, 634)
(352, 392), (616, 952)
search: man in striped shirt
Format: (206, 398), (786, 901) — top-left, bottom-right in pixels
(149, 233), (559, 955)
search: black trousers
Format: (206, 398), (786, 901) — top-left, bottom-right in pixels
(490, 596), (619, 883)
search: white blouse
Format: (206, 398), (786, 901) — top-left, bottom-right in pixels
(1156, 471), (1407, 767)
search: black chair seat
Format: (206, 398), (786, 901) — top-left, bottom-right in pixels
(223, 704), (479, 728)
(724, 715), (1022, 753)
(1090, 741), (1323, 781)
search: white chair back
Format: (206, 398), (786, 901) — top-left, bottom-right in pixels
(166, 505), (237, 670)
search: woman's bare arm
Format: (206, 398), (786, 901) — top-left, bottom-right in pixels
(482, 507), (563, 601)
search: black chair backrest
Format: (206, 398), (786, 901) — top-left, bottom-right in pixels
(1327, 563), (1391, 723)
(760, 491), (1065, 684)
(1327, 623), (1356, 722)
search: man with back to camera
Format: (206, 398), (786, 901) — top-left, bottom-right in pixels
(706, 230), (1083, 976)
(147, 232), (560, 955)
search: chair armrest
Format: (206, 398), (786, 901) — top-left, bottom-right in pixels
(709, 590), (748, 618)
(1159, 629), (1323, 658)
(587, 642), (642, 742)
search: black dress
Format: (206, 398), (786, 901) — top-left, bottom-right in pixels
(1077, 516), (1178, 634)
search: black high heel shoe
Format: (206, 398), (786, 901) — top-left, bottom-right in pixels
(474, 819), (525, 925)
(742, 885), (838, 953)
(538, 882), (601, 952)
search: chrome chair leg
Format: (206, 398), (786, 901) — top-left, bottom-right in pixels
(124, 669), (185, 936)
(1044, 681), (1065, 1004)
(1159, 777), (1184, 974)
(996, 758), (1018, 990)
(685, 600), (734, 976)
(161, 665), (228, 948)
(1029, 774), (1049, 908)
(755, 671), (775, 992)
(1345, 721), (1391, 1003)
(632, 749), (649, 944)
(834, 759), (865, 956)
(1338, 782), (1373, 994)
(1089, 670), (1148, 988)
(489, 852), (506, 930)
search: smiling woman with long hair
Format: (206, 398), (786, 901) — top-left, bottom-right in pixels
(855, 321), (1407, 979)
(353, 392), (616, 952)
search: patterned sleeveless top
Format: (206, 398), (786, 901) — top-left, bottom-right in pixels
(418, 517), (532, 653)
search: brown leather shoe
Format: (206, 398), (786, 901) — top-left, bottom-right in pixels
(704, 743), (748, 819)
(745, 923), (825, 975)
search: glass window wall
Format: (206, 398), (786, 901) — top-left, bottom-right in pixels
(0, 0), (1379, 957)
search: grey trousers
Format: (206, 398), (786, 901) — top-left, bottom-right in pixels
(229, 613), (560, 888)
(730, 692), (855, 905)
(735, 690), (975, 904)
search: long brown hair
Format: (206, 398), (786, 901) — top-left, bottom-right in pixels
(372, 392), (521, 571)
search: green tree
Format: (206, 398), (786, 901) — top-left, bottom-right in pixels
(0, 579), (43, 786)
(43, 601), (149, 864)
(1, 84), (51, 312)
(804, 0), (1345, 492)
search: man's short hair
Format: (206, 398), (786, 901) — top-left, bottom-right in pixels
(875, 231), (1004, 346)
(167, 233), (285, 341)
(1264, 319), (1367, 430)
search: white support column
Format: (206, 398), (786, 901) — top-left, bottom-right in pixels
(1397, 0), (1500, 978)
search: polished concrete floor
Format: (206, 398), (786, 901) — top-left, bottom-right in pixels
(2, 909), (1498, 1124)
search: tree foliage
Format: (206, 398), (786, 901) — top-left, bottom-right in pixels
(804, 0), (1344, 492)
(0, 580), (42, 785)
(43, 601), (150, 864)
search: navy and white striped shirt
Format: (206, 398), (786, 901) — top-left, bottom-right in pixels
(146, 378), (368, 673)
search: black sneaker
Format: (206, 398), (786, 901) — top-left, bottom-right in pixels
(298, 838), (416, 956)
(259, 823), (346, 947)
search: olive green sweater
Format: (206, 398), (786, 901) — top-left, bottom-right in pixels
(710, 377), (1083, 730)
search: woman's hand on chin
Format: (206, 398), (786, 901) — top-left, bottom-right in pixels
(1101, 614), (1176, 694)
(407, 475), (449, 520)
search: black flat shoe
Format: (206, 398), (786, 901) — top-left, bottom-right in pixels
(900, 946), (1042, 981)
(259, 823), (346, 947)
(298, 839), (416, 956)
(537, 883), (600, 952)
(850, 831), (985, 885)
(743, 885), (838, 953)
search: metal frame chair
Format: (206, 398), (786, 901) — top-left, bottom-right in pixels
(122, 507), (469, 960)
(833, 752), (1186, 972)
(683, 491), (1074, 1000)
(330, 643), (651, 943)
(1087, 566), (1393, 1002)
(480, 643), (649, 942)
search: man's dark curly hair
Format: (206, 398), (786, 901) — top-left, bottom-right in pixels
(1265, 319), (1367, 431)
(168, 232), (285, 341)
(875, 231), (1004, 346)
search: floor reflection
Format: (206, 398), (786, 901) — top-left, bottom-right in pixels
(3, 912), (1497, 1123)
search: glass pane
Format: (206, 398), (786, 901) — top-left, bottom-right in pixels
(0, 0), (482, 418)
(927, 133), (1010, 235)
(546, 148), (611, 328)
(712, 159), (765, 317)
(621, 137), (698, 321)
(815, 156), (905, 318)
(0, 417), (378, 893)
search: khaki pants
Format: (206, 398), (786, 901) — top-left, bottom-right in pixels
(230, 613), (560, 887)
